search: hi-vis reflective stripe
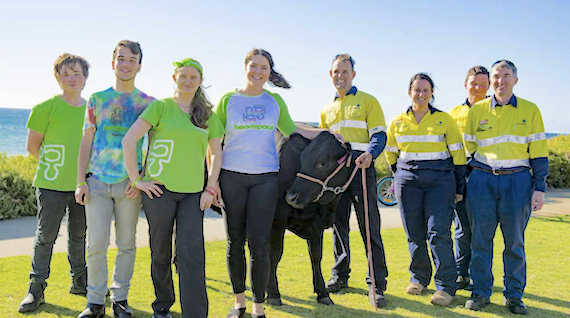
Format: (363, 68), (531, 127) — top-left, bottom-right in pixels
(331, 120), (368, 131)
(474, 152), (530, 168)
(528, 132), (547, 142)
(464, 134), (476, 142)
(477, 135), (529, 147)
(350, 142), (368, 151)
(448, 142), (464, 151)
(385, 145), (399, 153)
(396, 135), (445, 143)
(369, 125), (386, 137)
(400, 151), (451, 160)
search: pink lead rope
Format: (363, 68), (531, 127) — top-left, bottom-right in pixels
(362, 167), (378, 311)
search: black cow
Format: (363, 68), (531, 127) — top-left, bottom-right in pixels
(266, 131), (353, 306)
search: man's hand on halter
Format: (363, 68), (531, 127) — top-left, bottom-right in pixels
(355, 152), (373, 169)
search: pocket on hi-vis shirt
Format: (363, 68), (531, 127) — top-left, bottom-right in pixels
(39, 145), (65, 181)
(147, 140), (174, 177)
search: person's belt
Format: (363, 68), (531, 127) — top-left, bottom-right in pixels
(472, 166), (528, 176)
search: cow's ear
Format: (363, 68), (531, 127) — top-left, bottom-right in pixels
(289, 133), (311, 152)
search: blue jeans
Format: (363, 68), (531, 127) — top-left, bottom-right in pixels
(395, 169), (458, 295)
(30, 188), (86, 288)
(85, 177), (141, 305)
(467, 169), (533, 299)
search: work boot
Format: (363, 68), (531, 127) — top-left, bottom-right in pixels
(368, 287), (387, 308)
(405, 282), (426, 295)
(18, 283), (45, 313)
(325, 277), (348, 293)
(69, 272), (88, 296)
(506, 298), (528, 315)
(465, 294), (490, 311)
(431, 290), (455, 307)
(77, 303), (105, 318)
(112, 300), (133, 317)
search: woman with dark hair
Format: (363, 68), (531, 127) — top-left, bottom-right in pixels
(384, 73), (467, 307)
(122, 58), (223, 318)
(216, 48), (336, 318)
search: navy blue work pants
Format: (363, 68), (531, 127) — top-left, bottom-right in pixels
(395, 169), (458, 295)
(453, 185), (472, 277)
(467, 169), (533, 299)
(331, 161), (388, 292)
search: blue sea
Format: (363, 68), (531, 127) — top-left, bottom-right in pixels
(0, 107), (565, 156)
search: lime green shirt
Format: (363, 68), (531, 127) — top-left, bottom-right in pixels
(140, 98), (224, 193)
(26, 95), (86, 191)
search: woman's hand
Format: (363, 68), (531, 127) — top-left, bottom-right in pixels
(200, 191), (214, 211)
(131, 180), (163, 199)
(75, 184), (90, 205)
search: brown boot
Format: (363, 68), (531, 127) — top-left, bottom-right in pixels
(431, 290), (455, 307)
(405, 282), (426, 295)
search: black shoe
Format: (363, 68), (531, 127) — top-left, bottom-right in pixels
(153, 309), (173, 318)
(325, 277), (348, 293)
(70, 273), (88, 296)
(77, 303), (105, 318)
(465, 294), (490, 311)
(506, 298), (528, 315)
(456, 275), (471, 290)
(368, 288), (387, 308)
(112, 300), (133, 317)
(18, 283), (45, 313)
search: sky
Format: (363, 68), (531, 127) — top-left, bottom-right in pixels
(1, 0), (569, 132)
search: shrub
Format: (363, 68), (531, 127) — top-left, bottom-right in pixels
(0, 153), (37, 220)
(547, 135), (570, 189)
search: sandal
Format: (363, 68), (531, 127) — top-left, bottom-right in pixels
(226, 307), (246, 318)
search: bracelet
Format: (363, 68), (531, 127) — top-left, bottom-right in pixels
(205, 186), (217, 194)
(205, 188), (215, 196)
(76, 181), (87, 188)
(131, 176), (141, 188)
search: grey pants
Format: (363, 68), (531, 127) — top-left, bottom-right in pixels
(30, 188), (86, 288)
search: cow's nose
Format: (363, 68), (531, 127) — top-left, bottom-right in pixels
(286, 192), (299, 205)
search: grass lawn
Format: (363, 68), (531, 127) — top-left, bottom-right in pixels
(1, 215), (569, 318)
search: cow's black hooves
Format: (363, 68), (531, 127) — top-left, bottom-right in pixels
(266, 297), (283, 306)
(317, 296), (334, 305)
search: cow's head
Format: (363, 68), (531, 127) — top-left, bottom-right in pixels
(286, 131), (351, 209)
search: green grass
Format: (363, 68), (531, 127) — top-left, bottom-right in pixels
(1, 215), (569, 317)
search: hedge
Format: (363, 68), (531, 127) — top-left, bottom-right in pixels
(1, 135), (569, 220)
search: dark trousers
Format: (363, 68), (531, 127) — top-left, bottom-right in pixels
(395, 169), (458, 295)
(220, 170), (278, 303)
(143, 188), (207, 318)
(330, 161), (388, 292)
(30, 188), (86, 288)
(454, 186), (472, 277)
(467, 169), (533, 299)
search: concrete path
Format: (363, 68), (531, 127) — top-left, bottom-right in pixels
(0, 190), (567, 258)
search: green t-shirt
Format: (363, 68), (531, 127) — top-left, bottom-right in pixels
(140, 98), (224, 193)
(26, 95), (86, 191)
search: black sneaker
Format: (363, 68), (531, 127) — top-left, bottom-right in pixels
(77, 303), (105, 318)
(153, 307), (173, 318)
(112, 300), (133, 318)
(325, 277), (348, 293)
(506, 298), (528, 315)
(456, 275), (471, 290)
(368, 288), (387, 308)
(465, 294), (490, 311)
(18, 283), (45, 313)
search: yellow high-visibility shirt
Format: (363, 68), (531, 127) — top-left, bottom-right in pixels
(464, 95), (548, 169)
(319, 87), (386, 152)
(448, 101), (471, 135)
(385, 106), (467, 168)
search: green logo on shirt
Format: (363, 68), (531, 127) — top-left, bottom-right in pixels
(234, 123), (275, 131)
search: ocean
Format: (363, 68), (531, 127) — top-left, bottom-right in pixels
(0, 107), (564, 156)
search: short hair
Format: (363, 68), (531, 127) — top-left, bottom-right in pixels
(332, 53), (355, 70)
(491, 59), (517, 77)
(465, 65), (489, 84)
(408, 73), (435, 103)
(53, 53), (90, 79)
(112, 40), (143, 64)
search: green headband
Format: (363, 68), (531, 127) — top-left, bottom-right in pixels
(173, 58), (203, 75)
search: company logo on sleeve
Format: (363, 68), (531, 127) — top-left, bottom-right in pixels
(39, 145), (65, 181)
(147, 140), (174, 177)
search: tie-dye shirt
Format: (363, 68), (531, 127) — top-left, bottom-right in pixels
(84, 87), (154, 184)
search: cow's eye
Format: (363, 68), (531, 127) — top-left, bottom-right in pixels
(317, 161), (328, 169)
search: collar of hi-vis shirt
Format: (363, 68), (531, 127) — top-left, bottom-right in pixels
(334, 86), (358, 100)
(491, 94), (517, 109)
(406, 104), (438, 115)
